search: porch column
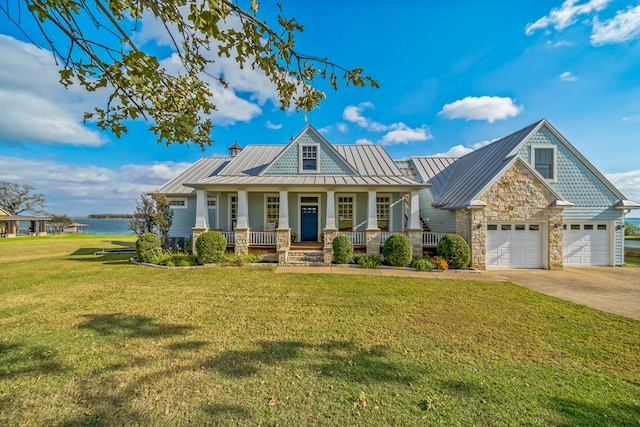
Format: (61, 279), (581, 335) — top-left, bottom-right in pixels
(278, 190), (289, 229)
(408, 190), (421, 230)
(236, 190), (249, 229)
(194, 190), (209, 229)
(367, 190), (378, 230)
(234, 190), (249, 255)
(39, 220), (47, 236)
(405, 191), (422, 257)
(325, 190), (336, 230)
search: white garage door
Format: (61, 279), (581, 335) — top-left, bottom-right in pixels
(486, 223), (543, 269)
(563, 223), (610, 266)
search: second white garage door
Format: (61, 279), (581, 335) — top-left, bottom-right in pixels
(486, 223), (543, 269)
(563, 223), (610, 266)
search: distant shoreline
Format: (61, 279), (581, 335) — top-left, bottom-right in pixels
(88, 214), (133, 219)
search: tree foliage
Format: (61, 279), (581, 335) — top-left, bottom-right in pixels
(49, 214), (74, 233)
(0, 181), (47, 216)
(4, 1), (378, 148)
(129, 193), (173, 248)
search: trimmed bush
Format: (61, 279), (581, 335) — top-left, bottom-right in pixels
(411, 256), (435, 272)
(332, 235), (354, 264)
(436, 234), (470, 269)
(382, 233), (413, 267)
(358, 255), (381, 269)
(154, 253), (198, 267)
(223, 253), (262, 266)
(195, 231), (227, 264)
(432, 256), (449, 271)
(136, 232), (162, 263)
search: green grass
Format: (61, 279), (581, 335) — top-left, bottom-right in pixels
(1, 236), (639, 426)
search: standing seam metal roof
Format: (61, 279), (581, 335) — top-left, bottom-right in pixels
(155, 157), (230, 194)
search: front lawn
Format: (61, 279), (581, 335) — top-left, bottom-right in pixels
(1, 236), (639, 426)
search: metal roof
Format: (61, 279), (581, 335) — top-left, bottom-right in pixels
(335, 145), (404, 176)
(156, 157), (230, 194)
(218, 145), (284, 176)
(187, 174), (425, 189)
(409, 157), (458, 200)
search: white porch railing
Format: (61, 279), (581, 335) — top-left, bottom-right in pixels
(220, 231), (235, 245)
(339, 231), (366, 246)
(423, 232), (446, 247)
(379, 232), (393, 245)
(250, 231), (276, 246)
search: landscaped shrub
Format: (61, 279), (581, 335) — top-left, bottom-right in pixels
(222, 253), (262, 265)
(332, 235), (354, 264)
(411, 256), (435, 271)
(358, 255), (381, 269)
(195, 231), (227, 264)
(382, 233), (413, 267)
(135, 232), (162, 263)
(432, 256), (449, 271)
(154, 253), (198, 267)
(436, 234), (470, 269)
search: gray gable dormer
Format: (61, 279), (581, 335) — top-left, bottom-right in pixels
(261, 125), (357, 176)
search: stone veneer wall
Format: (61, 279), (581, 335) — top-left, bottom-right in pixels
(468, 160), (564, 270)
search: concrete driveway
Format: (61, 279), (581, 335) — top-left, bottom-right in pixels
(473, 267), (640, 320)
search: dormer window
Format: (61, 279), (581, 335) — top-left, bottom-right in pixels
(532, 146), (556, 180)
(301, 145), (318, 172)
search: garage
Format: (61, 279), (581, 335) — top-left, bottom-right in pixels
(563, 223), (610, 266)
(486, 223), (543, 269)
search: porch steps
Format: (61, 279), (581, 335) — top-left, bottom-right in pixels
(285, 249), (326, 266)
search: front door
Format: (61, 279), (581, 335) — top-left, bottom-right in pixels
(300, 205), (318, 241)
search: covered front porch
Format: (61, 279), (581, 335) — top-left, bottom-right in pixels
(189, 186), (442, 265)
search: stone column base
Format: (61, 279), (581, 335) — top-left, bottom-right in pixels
(406, 229), (423, 258)
(234, 228), (250, 255)
(365, 229), (380, 257)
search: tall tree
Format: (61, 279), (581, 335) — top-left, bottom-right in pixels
(0, 182), (47, 215)
(3, 1), (377, 148)
(152, 194), (173, 250)
(129, 193), (156, 236)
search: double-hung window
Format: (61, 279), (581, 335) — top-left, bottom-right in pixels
(377, 195), (390, 232)
(265, 195), (279, 229)
(533, 147), (555, 180)
(301, 145), (318, 171)
(338, 196), (354, 231)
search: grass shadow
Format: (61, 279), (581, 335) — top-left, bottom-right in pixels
(77, 313), (193, 339)
(0, 341), (67, 380)
(203, 340), (307, 377)
(552, 397), (640, 426)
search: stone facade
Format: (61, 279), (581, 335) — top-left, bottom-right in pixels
(322, 228), (338, 265)
(406, 229), (423, 257)
(365, 229), (380, 257)
(234, 228), (250, 255)
(466, 159), (564, 270)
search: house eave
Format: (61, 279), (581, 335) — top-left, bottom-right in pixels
(615, 199), (640, 209)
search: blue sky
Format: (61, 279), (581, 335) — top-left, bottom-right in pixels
(1, 0), (639, 216)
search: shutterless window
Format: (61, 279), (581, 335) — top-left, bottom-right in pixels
(169, 199), (186, 208)
(515, 224), (526, 231)
(571, 224), (580, 230)
(584, 224), (594, 230)
(207, 198), (217, 208)
(487, 224), (498, 231)
(377, 196), (390, 232)
(501, 224), (512, 231)
(597, 224), (607, 230)
(535, 148), (554, 179)
(338, 196), (353, 231)
(266, 196), (279, 229)
(529, 224), (540, 231)
(302, 145), (317, 171)
(230, 196), (237, 229)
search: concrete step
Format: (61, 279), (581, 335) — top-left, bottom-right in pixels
(286, 250), (325, 266)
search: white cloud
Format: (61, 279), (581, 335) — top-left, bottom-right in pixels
(0, 155), (190, 215)
(355, 138), (374, 145)
(545, 40), (574, 48)
(525, 0), (611, 35)
(336, 123), (348, 133)
(622, 114), (640, 122)
(342, 102), (373, 127)
(606, 170), (640, 203)
(560, 71), (578, 81)
(439, 96), (524, 123)
(380, 123), (432, 146)
(265, 120), (283, 130)
(591, 5), (640, 45)
(434, 139), (496, 157)
(0, 35), (107, 146)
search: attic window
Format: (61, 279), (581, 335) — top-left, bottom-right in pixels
(533, 147), (556, 180)
(301, 145), (318, 171)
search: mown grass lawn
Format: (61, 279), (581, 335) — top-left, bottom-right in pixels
(1, 236), (639, 426)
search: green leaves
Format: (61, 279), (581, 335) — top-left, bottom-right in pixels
(16, 0), (378, 149)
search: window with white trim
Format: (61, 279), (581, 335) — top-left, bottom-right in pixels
(533, 147), (555, 180)
(377, 195), (390, 232)
(338, 196), (354, 231)
(169, 198), (187, 209)
(301, 145), (318, 171)
(207, 197), (217, 209)
(229, 195), (237, 230)
(265, 195), (279, 229)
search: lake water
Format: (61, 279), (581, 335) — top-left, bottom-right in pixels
(72, 217), (134, 236)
